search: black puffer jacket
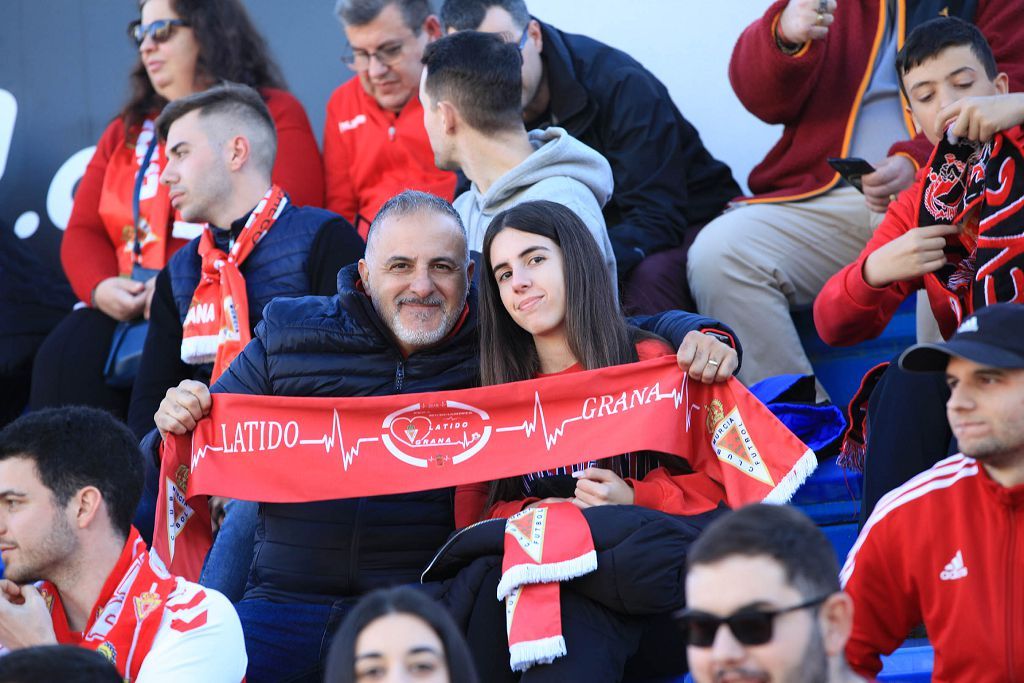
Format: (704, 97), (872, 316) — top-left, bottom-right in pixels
(212, 263), (479, 602)
(536, 20), (741, 275)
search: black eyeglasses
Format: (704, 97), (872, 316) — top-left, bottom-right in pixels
(128, 19), (190, 47)
(341, 38), (410, 71)
(675, 594), (831, 647)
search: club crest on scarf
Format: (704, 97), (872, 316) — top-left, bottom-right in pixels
(919, 127), (1024, 320)
(381, 401), (492, 468)
(134, 592), (163, 621)
(164, 466), (195, 557)
(707, 399), (774, 486)
(505, 508), (547, 564)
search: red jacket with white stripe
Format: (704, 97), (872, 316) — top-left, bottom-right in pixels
(841, 454), (1024, 682)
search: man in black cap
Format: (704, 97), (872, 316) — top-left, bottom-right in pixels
(840, 302), (1024, 682)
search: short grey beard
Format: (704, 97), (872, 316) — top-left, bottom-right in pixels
(370, 293), (464, 350)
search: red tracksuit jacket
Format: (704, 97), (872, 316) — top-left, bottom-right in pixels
(841, 453), (1024, 682)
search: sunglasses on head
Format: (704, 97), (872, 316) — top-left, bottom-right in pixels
(128, 19), (190, 46)
(675, 594), (830, 647)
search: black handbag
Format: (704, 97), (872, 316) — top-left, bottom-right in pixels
(103, 135), (158, 389)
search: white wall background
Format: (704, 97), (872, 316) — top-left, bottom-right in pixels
(535, 1), (781, 193)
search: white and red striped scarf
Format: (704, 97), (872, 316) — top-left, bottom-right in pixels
(181, 185), (287, 382)
(38, 528), (177, 682)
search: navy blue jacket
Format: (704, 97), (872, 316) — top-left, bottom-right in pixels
(127, 203), (363, 439)
(207, 262), (739, 603)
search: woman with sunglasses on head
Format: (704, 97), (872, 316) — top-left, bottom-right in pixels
(30, 0), (324, 419)
(325, 586), (479, 683)
(457, 200), (737, 526)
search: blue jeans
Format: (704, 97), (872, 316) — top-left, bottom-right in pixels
(236, 598), (355, 683)
(200, 500), (259, 603)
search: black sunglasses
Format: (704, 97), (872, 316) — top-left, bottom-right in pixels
(128, 19), (190, 46)
(675, 594), (831, 647)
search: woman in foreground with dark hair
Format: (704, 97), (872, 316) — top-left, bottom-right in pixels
(31, 0), (323, 418)
(325, 587), (479, 683)
(456, 200), (735, 524)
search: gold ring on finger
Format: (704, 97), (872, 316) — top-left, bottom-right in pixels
(816, 12), (825, 26)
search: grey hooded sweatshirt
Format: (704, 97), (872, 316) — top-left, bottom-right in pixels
(454, 126), (617, 292)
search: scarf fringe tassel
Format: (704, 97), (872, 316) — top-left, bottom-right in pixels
(180, 335), (218, 365)
(509, 635), (567, 672)
(762, 448), (817, 504)
(496, 550), (598, 601)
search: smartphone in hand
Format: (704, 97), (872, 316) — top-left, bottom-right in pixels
(827, 157), (876, 193)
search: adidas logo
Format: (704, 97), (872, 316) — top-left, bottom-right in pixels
(940, 550), (968, 581)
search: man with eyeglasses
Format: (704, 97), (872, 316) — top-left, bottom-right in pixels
(681, 504), (868, 683)
(440, 0), (740, 316)
(323, 0), (456, 236)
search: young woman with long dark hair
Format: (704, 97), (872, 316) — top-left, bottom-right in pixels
(456, 200), (733, 525)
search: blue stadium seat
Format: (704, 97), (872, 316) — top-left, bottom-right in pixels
(792, 295), (918, 411)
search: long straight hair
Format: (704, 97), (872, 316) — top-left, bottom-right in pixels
(479, 200), (638, 507)
(121, 0), (286, 129)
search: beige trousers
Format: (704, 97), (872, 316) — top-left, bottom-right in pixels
(687, 186), (885, 391)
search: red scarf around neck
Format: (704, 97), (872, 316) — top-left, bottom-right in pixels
(154, 356), (816, 580)
(180, 185), (288, 382)
(100, 119), (173, 275)
(38, 528), (176, 682)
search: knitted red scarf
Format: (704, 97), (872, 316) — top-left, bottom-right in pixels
(180, 185), (287, 382)
(37, 528), (176, 682)
(154, 357), (815, 581)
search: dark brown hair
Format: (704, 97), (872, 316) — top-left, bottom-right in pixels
(480, 200), (640, 507)
(121, 0), (285, 130)
(896, 16), (998, 101)
(422, 31), (523, 134)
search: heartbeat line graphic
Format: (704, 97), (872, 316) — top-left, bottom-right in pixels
(298, 409), (378, 471)
(190, 441), (223, 471)
(495, 376), (701, 450)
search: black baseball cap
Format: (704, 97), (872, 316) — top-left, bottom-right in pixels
(899, 303), (1024, 372)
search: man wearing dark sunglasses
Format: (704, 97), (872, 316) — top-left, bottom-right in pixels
(682, 504), (868, 683)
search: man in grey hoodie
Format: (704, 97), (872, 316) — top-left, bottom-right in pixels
(420, 30), (617, 291)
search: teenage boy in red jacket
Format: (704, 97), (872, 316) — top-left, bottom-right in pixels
(842, 303), (1024, 682)
(815, 16), (1024, 521)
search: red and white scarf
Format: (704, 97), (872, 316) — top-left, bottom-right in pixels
(499, 503), (596, 671)
(154, 357), (816, 581)
(99, 119), (174, 275)
(38, 528), (177, 682)
(180, 185), (287, 383)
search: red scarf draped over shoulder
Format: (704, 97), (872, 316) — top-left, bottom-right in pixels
(38, 528), (177, 682)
